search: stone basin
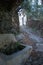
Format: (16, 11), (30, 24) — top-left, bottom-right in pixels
(0, 44), (32, 65)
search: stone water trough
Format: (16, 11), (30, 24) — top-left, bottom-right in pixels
(0, 34), (32, 65)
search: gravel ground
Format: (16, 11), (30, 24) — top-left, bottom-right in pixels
(24, 51), (43, 65)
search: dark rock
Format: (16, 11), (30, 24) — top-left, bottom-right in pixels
(0, 8), (19, 34)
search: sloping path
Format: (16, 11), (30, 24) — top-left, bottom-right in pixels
(20, 26), (43, 43)
(16, 26), (43, 51)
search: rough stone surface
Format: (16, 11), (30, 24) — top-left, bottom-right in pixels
(27, 19), (43, 37)
(16, 33), (34, 46)
(36, 43), (43, 52)
(0, 34), (17, 48)
(0, 45), (32, 65)
(24, 51), (43, 65)
(0, 7), (19, 34)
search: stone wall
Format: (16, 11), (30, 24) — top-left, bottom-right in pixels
(0, 44), (32, 65)
(0, 8), (19, 34)
(0, 34), (17, 48)
(27, 18), (43, 37)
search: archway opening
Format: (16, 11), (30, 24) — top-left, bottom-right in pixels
(18, 9), (27, 27)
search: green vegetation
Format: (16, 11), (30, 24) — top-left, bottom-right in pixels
(21, 0), (43, 20)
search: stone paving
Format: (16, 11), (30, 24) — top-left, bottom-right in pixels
(20, 26), (43, 43)
(16, 26), (43, 65)
(24, 51), (43, 65)
(16, 26), (43, 51)
(16, 33), (34, 45)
